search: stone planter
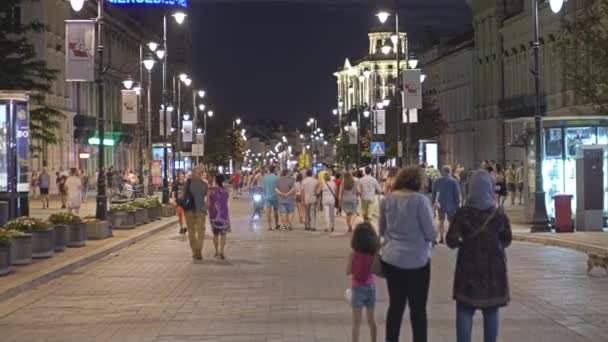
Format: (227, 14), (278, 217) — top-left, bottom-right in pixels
(0, 242), (13, 276)
(54, 224), (68, 252)
(148, 206), (161, 221)
(134, 209), (146, 226)
(161, 205), (175, 217)
(110, 211), (136, 229)
(31, 228), (55, 259)
(67, 223), (87, 247)
(10, 234), (32, 265)
(86, 220), (112, 240)
(141, 208), (150, 224)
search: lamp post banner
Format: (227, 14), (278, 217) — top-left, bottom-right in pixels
(402, 69), (422, 109)
(182, 120), (193, 142)
(159, 109), (171, 137)
(348, 126), (358, 144)
(376, 110), (386, 134)
(121, 90), (138, 124)
(403, 108), (419, 123)
(65, 20), (96, 82)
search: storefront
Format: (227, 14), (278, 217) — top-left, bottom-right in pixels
(0, 92), (30, 219)
(419, 140), (440, 168)
(506, 116), (608, 219)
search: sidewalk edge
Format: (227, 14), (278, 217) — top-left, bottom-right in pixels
(0, 218), (177, 303)
(513, 233), (608, 255)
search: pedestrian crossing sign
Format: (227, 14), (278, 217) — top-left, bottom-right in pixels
(371, 142), (385, 157)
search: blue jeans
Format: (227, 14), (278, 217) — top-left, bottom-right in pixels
(456, 303), (499, 342)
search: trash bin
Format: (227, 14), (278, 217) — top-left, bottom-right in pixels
(553, 193), (574, 233)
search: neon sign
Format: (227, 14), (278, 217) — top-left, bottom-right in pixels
(106, 0), (187, 7)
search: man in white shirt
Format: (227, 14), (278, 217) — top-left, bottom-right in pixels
(301, 169), (319, 231)
(358, 166), (382, 222)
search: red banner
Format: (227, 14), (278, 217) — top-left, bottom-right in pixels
(151, 160), (162, 186)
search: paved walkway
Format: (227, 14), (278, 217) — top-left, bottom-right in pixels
(1, 197), (607, 341)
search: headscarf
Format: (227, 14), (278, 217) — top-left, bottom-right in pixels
(465, 170), (496, 210)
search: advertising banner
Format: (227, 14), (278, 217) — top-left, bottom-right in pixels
(375, 110), (386, 134)
(159, 109), (172, 136)
(348, 126), (358, 145)
(182, 120), (193, 142)
(403, 108), (419, 123)
(151, 160), (162, 186)
(121, 90), (138, 124)
(402, 69), (422, 109)
(65, 20), (95, 82)
(191, 144), (204, 156)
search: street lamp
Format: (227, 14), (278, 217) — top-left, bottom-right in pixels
(208, 110), (214, 117)
(381, 43), (392, 55)
(198, 90), (206, 98)
(530, 0), (566, 232)
(235, 118), (242, 125)
(198, 104), (205, 111)
(332, 109), (338, 115)
(376, 10), (390, 24)
(155, 49), (165, 60)
(69, 0), (84, 11)
(148, 42), (158, 52)
(172, 12), (187, 25)
(383, 98), (391, 107)
(122, 76), (134, 90)
(408, 53), (419, 69)
(143, 55), (155, 71)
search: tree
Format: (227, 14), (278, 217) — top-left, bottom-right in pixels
(559, 0), (608, 113)
(0, 0), (63, 158)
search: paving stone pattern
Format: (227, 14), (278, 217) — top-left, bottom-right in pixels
(1, 198), (607, 341)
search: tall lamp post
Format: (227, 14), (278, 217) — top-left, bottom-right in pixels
(147, 10), (186, 204)
(530, 0), (566, 232)
(67, 0), (109, 219)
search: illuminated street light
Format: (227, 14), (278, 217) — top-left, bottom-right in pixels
(421, 74), (427, 83)
(383, 98), (391, 106)
(381, 44), (392, 55)
(332, 109), (338, 115)
(235, 118), (242, 125)
(173, 12), (187, 24)
(68, 0), (85, 12)
(155, 49), (165, 60)
(198, 104), (206, 111)
(183, 114), (190, 121)
(143, 55), (155, 71)
(363, 68), (371, 78)
(408, 53), (419, 69)
(148, 41), (158, 52)
(550, 0), (566, 13)
(208, 111), (214, 117)
(183, 78), (192, 86)
(363, 109), (371, 118)
(198, 90), (206, 98)
(179, 73), (188, 82)
(376, 10), (390, 24)
(122, 76), (134, 89)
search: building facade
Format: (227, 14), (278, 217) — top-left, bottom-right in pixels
(419, 34), (475, 168)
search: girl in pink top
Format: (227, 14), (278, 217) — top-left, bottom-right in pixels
(347, 222), (379, 342)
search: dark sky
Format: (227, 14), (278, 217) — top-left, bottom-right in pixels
(189, 0), (471, 128)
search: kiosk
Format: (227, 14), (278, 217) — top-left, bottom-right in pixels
(0, 92), (30, 219)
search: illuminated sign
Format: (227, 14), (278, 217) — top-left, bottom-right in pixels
(88, 137), (115, 146)
(106, 0), (187, 7)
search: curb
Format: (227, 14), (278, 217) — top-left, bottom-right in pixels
(513, 233), (608, 255)
(0, 218), (178, 303)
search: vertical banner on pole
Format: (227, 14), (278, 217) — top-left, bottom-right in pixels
(182, 120), (193, 142)
(196, 133), (204, 144)
(159, 109), (172, 136)
(348, 126), (358, 144)
(121, 90), (138, 124)
(65, 20), (95, 82)
(150, 160), (162, 186)
(376, 110), (386, 134)
(402, 108), (419, 123)
(402, 69), (422, 109)
(397, 141), (403, 158)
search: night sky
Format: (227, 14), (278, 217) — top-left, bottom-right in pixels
(189, 0), (471, 128)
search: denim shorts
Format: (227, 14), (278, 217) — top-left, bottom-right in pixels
(265, 198), (279, 210)
(279, 201), (295, 214)
(351, 283), (376, 308)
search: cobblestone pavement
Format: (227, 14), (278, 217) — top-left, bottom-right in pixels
(1, 196), (607, 342)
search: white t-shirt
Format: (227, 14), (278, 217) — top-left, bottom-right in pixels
(321, 180), (337, 205)
(358, 175), (381, 201)
(302, 177), (319, 204)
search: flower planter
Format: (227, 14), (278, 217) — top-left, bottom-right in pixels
(0, 242), (13, 276)
(31, 228), (55, 258)
(54, 224), (68, 252)
(86, 220), (113, 240)
(148, 206), (161, 221)
(161, 205), (175, 217)
(134, 209), (146, 226)
(110, 211), (136, 229)
(142, 208), (150, 224)
(67, 223), (87, 247)
(10, 234), (32, 265)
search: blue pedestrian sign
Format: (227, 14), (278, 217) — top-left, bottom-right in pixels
(371, 142), (385, 157)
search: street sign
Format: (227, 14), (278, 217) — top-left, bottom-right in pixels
(371, 142), (385, 157)
(191, 144), (204, 156)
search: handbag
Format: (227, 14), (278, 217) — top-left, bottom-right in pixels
(370, 253), (385, 278)
(179, 179), (195, 211)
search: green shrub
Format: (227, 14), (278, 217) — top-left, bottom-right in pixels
(5, 217), (52, 233)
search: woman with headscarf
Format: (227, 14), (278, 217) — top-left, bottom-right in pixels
(446, 170), (512, 342)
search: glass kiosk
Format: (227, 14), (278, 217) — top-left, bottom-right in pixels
(0, 92), (30, 219)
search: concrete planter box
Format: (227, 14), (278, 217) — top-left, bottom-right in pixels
(31, 228), (55, 259)
(161, 205), (175, 217)
(0, 242), (13, 276)
(10, 234), (32, 265)
(67, 223), (87, 247)
(85, 220), (113, 240)
(53, 224), (68, 252)
(110, 211), (136, 229)
(134, 209), (146, 226)
(148, 206), (161, 220)
(140, 208), (150, 224)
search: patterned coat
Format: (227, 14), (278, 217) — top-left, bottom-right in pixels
(446, 207), (512, 308)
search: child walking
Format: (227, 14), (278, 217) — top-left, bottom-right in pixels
(347, 223), (379, 342)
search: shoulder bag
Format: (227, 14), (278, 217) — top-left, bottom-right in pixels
(325, 182), (338, 208)
(179, 179), (195, 212)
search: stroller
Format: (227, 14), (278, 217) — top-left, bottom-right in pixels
(250, 186), (264, 221)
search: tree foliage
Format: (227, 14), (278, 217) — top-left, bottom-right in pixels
(0, 0), (63, 156)
(558, 0), (608, 113)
